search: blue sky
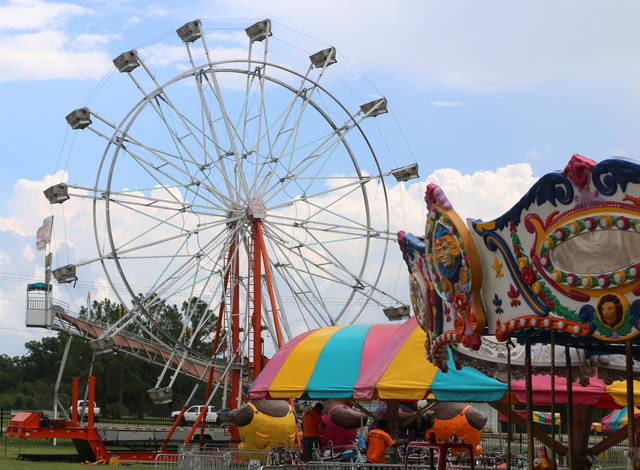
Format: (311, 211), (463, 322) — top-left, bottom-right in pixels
(2, 0), (640, 356)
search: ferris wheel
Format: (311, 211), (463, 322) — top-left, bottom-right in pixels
(44, 19), (416, 406)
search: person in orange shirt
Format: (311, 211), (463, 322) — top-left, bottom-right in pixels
(302, 403), (324, 461)
(366, 419), (397, 465)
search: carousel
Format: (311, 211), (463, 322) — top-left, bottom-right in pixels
(398, 154), (640, 469)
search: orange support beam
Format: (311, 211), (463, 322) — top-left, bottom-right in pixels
(260, 233), (284, 348)
(252, 221), (263, 378)
(71, 376), (79, 425)
(87, 375), (95, 427)
(163, 404), (188, 452)
(229, 240), (241, 441)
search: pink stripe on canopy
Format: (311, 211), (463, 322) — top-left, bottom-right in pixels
(251, 329), (316, 399)
(511, 375), (611, 407)
(353, 316), (418, 399)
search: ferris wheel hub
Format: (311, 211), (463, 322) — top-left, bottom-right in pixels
(247, 197), (267, 220)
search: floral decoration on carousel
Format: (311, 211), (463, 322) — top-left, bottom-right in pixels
(398, 183), (485, 370)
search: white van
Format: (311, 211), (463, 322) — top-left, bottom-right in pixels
(171, 405), (218, 425)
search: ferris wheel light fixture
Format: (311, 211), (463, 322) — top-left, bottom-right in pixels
(65, 107), (91, 130)
(310, 47), (337, 68)
(52, 265), (78, 284)
(390, 163), (420, 182)
(177, 20), (202, 43)
(383, 305), (410, 321)
(245, 19), (272, 42)
(44, 183), (70, 204)
(113, 50), (140, 73)
(360, 98), (388, 117)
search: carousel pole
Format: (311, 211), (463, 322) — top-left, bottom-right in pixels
(626, 339), (636, 467)
(550, 331), (557, 470)
(525, 341), (534, 470)
(565, 345), (574, 469)
(507, 341), (512, 470)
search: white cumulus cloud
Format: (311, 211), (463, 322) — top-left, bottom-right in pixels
(0, 163), (539, 356)
(0, 30), (112, 81)
(0, 0), (90, 31)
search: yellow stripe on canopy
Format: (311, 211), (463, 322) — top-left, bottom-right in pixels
(376, 325), (437, 400)
(268, 326), (344, 398)
(606, 380), (640, 407)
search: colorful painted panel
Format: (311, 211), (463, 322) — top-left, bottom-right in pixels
(398, 184), (486, 369)
(471, 154), (640, 342)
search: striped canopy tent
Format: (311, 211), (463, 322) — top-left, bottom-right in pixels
(509, 375), (640, 409)
(592, 407), (640, 434)
(250, 316), (640, 408)
(250, 317), (507, 402)
(499, 411), (561, 426)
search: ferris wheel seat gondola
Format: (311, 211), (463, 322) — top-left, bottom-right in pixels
(113, 51), (140, 73)
(65, 107), (91, 130)
(383, 305), (410, 321)
(360, 98), (388, 117)
(43, 183), (69, 204)
(147, 386), (173, 405)
(310, 47), (337, 68)
(245, 19), (272, 42)
(52, 264), (77, 284)
(176, 20), (202, 43)
(390, 163), (420, 182)
(88, 337), (115, 354)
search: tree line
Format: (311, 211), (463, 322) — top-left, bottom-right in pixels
(0, 297), (222, 417)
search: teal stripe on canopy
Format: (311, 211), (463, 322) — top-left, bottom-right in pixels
(305, 324), (372, 398)
(430, 358), (507, 402)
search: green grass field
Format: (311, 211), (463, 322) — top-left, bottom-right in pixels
(0, 437), (152, 469)
(1, 437), (81, 470)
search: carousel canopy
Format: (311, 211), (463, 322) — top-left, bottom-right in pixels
(250, 317), (507, 402)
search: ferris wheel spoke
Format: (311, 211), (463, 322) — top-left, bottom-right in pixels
(291, 224), (405, 322)
(119, 143), (233, 210)
(86, 123), (224, 209)
(267, 180), (371, 230)
(253, 127), (334, 198)
(78, 216), (238, 269)
(70, 183), (228, 217)
(265, 217), (388, 241)
(261, 116), (364, 204)
(266, 233), (332, 320)
(247, 37), (274, 197)
(263, 234), (329, 328)
(129, 55), (221, 169)
(147, 94), (241, 205)
(254, 72), (339, 196)
(149, 223), (243, 301)
(263, 221), (374, 303)
(102, 194), (227, 218)
(188, 66), (238, 199)
(90, 110), (211, 172)
(264, 225), (349, 323)
(279, 54), (335, 179)
(264, 223), (357, 288)
(202, 69), (252, 199)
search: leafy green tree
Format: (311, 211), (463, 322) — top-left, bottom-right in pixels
(1, 297), (222, 417)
